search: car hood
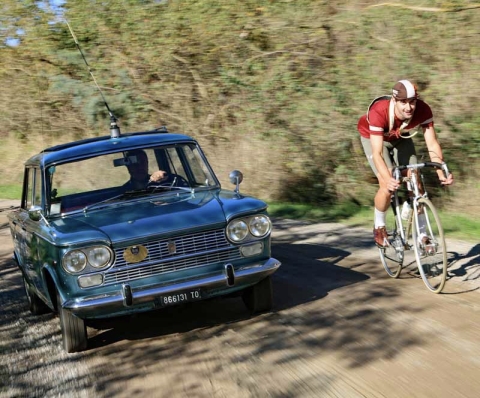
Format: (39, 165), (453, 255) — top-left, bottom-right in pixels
(49, 190), (267, 246)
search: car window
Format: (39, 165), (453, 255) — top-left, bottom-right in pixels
(33, 168), (42, 207)
(50, 153), (130, 197)
(163, 147), (187, 177)
(23, 167), (42, 210)
(24, 168), (33, 210)
(152, 145), (218, 188)
(181, 145), (218, 187)
(48, 153), (131, 214)
(46, 144), (219, 214)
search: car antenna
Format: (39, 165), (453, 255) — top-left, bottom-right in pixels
(65, 19), (121, 138)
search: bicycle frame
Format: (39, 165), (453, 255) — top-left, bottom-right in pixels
(392, 166), (424, 245)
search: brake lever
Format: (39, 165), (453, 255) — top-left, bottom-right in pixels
(441, 162), (450, 179)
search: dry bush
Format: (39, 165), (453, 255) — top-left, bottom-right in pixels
(0, 0), (479, 215)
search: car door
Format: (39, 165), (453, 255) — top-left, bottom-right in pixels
(14, 167), (45, 293)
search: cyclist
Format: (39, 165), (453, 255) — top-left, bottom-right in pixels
(357, 79), (454, 247)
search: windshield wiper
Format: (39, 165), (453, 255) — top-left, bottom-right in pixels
(83, 193), (129, 213)
(148, 184), (193, 194)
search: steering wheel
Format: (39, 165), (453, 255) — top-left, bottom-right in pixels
(146, 174), (190, 190)
(168, 174), (190, 187)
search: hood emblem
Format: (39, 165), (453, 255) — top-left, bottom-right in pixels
(167, 241), (177, 255)
(123, 245), (148, 263)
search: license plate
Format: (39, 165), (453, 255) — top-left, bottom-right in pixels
(154, 290), (202, 307)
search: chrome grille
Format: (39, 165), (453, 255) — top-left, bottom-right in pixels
(104, 229), (241, 285)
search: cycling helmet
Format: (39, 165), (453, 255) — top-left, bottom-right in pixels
(392, 80), (418, 100)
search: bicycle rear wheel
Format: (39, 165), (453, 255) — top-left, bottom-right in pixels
(411, 198), (448, 293)
(379, 209), (404, 278)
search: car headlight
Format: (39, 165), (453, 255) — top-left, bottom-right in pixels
(86, 247), (112, 268)
(249, 215), (271, 237)
(226, 215), (272, 243)
(226, 219), (249, 242)
(63, 250), (87, 273)
(63, 246), (113, 274)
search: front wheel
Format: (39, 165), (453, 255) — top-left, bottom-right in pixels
(57, 290), (88, 353)
(23, 275), (50, 315)
(411, 198), (448, 293)
(242, 276), (273, 314)
(379, 208), (405, 278)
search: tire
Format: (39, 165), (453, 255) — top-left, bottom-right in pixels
(242, 276), (273, 314)
(23, 275), (50, 315)
(411, 198), (448, 293)
(56, 290), (88, 353)
(379, 207), (405, 278)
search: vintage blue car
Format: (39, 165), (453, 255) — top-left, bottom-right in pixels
(8, 128), (280, 353)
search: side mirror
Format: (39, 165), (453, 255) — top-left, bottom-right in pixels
(28, 205), (43, 222)
(229, 170), (243, 194)
(28, 205), (50, 226)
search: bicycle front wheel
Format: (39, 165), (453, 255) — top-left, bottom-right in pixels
(411, 198), (448, 293)
(379, 209), (404, 278)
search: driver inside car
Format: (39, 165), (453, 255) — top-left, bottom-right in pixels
(123, 149), (168, 191)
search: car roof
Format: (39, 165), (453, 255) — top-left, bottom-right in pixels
(25, 130), (197, 168)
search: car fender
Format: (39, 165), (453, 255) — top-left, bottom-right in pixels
(216, 190), (268, 221)
(39, 263), (62, 311)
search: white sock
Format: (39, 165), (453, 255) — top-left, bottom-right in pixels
(374, 208), (386, 228)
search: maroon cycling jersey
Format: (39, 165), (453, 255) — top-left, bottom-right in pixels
(357, 97), (434, 142)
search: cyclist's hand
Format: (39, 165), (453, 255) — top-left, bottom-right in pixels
(440, 173), (454, 186)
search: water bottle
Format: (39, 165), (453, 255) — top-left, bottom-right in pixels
(401, 201), (412, 220)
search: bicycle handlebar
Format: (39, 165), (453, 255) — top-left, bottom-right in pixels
(393, 162), (450, 181)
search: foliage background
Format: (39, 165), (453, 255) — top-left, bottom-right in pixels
(1, 0), (479, 216)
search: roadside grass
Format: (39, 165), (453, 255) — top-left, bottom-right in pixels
(267, 200), (366, 223)
(268, 201), (480, 243)
(0, 185), (22, 200)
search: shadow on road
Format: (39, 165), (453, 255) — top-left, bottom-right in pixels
(86, 240), (368, 349)
(448, 244), (480, 280)
(441, 244), (480, 294)
(272, 242), (368, 310)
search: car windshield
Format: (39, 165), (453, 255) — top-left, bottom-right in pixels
(47, 143), (219, 215)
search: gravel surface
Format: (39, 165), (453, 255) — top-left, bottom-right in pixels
(1, 200), (479, 398)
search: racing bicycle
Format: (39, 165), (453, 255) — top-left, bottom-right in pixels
(379, 161), (450, 293)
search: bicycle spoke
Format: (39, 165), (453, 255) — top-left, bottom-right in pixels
(379, 210), (404, 278)
(411, 198), (448, 293)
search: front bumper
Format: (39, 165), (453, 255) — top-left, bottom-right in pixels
(63, 257), (281, 318)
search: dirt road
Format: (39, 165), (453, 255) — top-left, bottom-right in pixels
(1, 200), (479, 397)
